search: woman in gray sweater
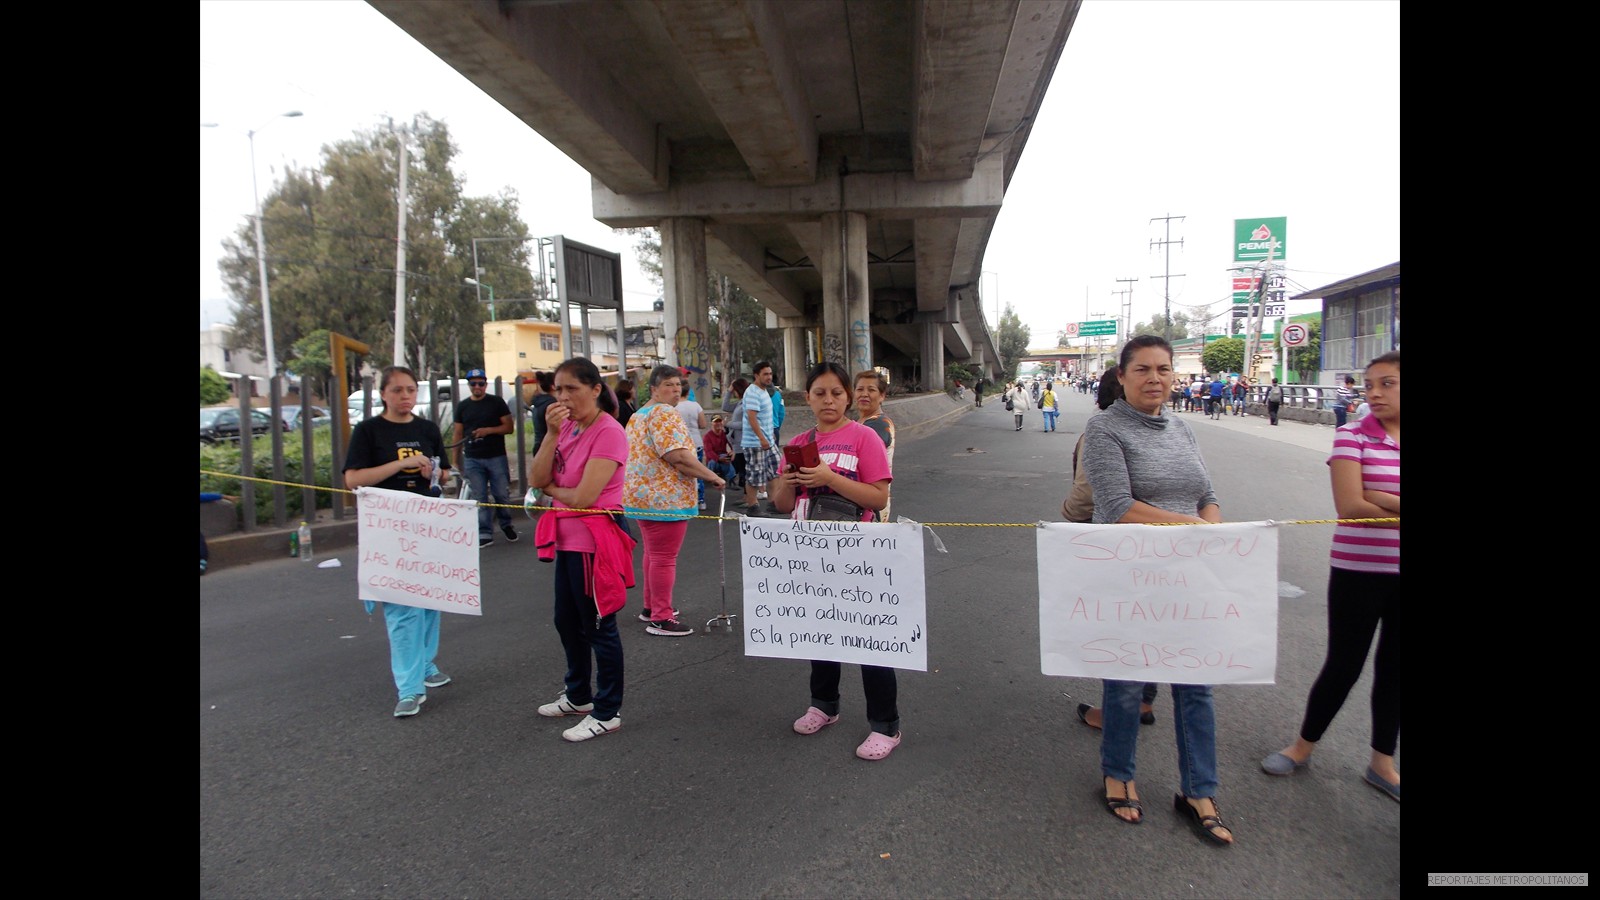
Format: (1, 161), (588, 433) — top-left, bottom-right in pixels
(1080, 334), (1233, 846)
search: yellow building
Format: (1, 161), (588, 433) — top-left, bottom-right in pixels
(483, 319), (565, 387)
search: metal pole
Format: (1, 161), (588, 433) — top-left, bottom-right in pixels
(248, 129), (277, 380)
(392, 121), (409, 367)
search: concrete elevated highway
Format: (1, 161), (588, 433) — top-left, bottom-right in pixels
(369, 0), (1082, 391)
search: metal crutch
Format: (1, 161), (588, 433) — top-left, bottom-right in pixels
(705, 491), (739, 632)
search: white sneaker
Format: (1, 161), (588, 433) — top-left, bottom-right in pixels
(562, 714), (621, 742)
(537, 693), (594, 717)
(757, 491), (769, 501)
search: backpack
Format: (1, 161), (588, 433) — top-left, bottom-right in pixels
(1268, 385), (1283, 403)
(1004, 393), (1014, 411)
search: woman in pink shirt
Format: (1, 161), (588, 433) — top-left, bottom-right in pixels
(768, 363), (898, 760)
(1261, 351), (1400, 802)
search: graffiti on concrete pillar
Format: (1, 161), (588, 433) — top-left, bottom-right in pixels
(822, 332), (845, 366)
(673, 325), (712, 399)
(849, 319), (871, 376)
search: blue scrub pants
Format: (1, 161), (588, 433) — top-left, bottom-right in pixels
(382, 602), (442, 700)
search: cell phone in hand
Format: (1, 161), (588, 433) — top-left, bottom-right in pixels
(783, 441), (820, 471)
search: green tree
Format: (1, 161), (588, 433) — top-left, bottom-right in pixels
(1201, 336), (1245, 375)
(996, 304), (1031, 381)
(200, 366), (230, 405)
(1128, 311), (1191, 342)
(1284, 319), (1322, 383)
(216, 116), (533, 381)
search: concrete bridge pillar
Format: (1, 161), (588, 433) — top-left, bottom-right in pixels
(773, 314), (809, 390)
(921, 322), (944, 391)
(661, 218), (713, 398)
(819, 211), (870, 374)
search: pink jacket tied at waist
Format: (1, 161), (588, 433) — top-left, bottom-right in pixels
(534, 510), (637, 618)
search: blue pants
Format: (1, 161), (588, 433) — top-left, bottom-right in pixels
(382, 602), (442, 700)
(1101, 679), (1219, 798)
(553, 551), (625, 721)
(1042, 410), (1058, 431)
(695, 448), (706, 505)
(463, 454), (513, 537)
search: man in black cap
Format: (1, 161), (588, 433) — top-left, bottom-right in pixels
(452, 369), (518, 547)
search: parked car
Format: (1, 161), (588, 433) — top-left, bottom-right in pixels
(201, 406), (280, 445)
(279, 404), (331, 431)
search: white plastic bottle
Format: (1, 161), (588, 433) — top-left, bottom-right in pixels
(298, 520), (314, 562)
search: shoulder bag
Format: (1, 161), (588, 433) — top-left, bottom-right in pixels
(797, 427), (865, 521)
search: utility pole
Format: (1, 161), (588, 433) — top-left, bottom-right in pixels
(1244, 242), (1276, 384)
(1114, 277), (1137, 349)
(1149, 214), (1185, 344)
(391, 119), (410, 368)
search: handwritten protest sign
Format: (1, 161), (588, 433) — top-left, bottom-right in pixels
(355, 487), (483, 616)
(1037, 522), (1278, 684)
(740, 518), (926, 671)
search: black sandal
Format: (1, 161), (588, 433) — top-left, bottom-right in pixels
(1174, 793), (1234, 845)
(1102, 778), (1143, 825)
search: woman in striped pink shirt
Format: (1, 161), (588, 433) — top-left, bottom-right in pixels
(1260, 351), (1400, 803)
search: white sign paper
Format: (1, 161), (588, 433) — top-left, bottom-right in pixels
(740, 518), (927, 671)
(355, 487), (483, 615)
(1037, 522), (1278, 684)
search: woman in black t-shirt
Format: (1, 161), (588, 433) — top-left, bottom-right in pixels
(343, 365), (454, 718)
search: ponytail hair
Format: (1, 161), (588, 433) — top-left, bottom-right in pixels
(554, 357), (617, 415)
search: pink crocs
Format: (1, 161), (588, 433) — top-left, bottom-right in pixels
(855, 731), (902, 760)
(792, 706), (839, 735)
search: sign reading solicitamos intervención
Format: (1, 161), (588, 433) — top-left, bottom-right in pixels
(1036, 522), (1278, 684)
(355, 487), (483, 616)
(740, 519), (927, 671)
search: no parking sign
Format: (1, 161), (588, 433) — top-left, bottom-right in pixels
(1281, 323), (1309, 347)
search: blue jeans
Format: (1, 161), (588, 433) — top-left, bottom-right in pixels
(695, 448), (706, 505)
(1100, 679), (1219, 798)
(552, 551), (624, 721)
(464, 454), (513, 537)
(1334, 403), (1349, 427)
(1042, 410), (1058, 431)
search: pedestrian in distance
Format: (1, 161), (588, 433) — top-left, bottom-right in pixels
(1189, 377), (1205, 413)
(342, 365), (454, 719)
(1231, 376), (1247, 416)
(1261, 351), (1400, 802)
(1208, 374), (1226, 420)
(973, 377), (985, 408)
(528, 370), (556, 449)
(1266, 378), (1284, 426)
(1006, 381), (1032, 430)
(1082, 335), (1233, 845)
(452, 369), (519, 548)
(854, 369), (896, 522)
(741, 362), (779, 511)
(768, 362), (897, 761)
(1062, 374), (1159, 730)
(1040, 383), (1059, 432)
(623, 366), (726, 637)
(724, 377), (749, 493)
(612, 378), (638, 428)
(1335, 374), (1357, 427)
(1170, 378), (1184, 412)
(528, 357), (635, 742)
(767, 377), (787, 445)
(672, 371), (711, 510)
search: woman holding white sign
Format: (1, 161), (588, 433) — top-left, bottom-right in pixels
(342, 365), (454, 719)
(768, 362), (897, 760)
(528, 357), (634, 743)
(1081, 335), (1233, 845)
(1261, 351), (1400, 803)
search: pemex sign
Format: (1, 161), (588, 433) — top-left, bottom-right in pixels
(1234, 217), (1287, 263)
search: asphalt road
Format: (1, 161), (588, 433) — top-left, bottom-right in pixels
(200, 391), (1400, 898)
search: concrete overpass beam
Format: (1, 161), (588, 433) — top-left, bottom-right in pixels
(705, 223), (805, 319)
(661, 218), (713, 397)
(652, 0), (817, 186)
(912, 0), (1020, 182)
(369, 0), (668, 194)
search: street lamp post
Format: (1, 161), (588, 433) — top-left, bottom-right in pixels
(464, 278), (496, 321)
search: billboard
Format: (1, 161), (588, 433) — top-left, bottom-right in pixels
(1233, 217), (1287, 263)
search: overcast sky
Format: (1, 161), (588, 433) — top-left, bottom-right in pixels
(200, 0), (1399, 348)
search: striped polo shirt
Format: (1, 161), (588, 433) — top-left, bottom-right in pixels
(1328, 414), (1400, 573)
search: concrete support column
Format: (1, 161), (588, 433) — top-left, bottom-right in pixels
(819, 211), (870, 373)
(773, 313), (808, 389)
(661, 218), (713, 398)
(921, 323), (945, 391)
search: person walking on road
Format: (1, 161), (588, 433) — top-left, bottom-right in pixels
(1335, 374), (1357, 427)
(768, 362), (896, 761)
(1207, 374), (1226, 420)
(342, 365), (454, 719)
(1040, 383), (1059, 432)
(1266, 378), (1284, 425)
(1261, 351), (1400, 803)
(1006, 381), (1032, 431)
(1231, 376), (1248, 416)
(1188, 377), (1205, 413)
(452, 369), (518, 547)
(973, 377), (985, 408)
(1082, 335), (1233, 845)
(528, 357), (634, 742)
(623, 366), (726, 637)
(741, 363), (778, 511)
